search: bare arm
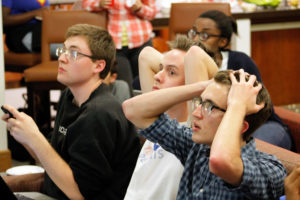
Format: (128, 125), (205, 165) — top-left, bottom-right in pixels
(184, 45), (218, 85)
(138, 46), (163, 93)
(184, 46), (219, 124)
(209, 70), (264, 186)
(2, 6), (47, 26)
(122, 81), (210, 129)
(2, 105), (84, 200)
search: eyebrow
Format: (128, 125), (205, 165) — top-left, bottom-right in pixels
(200, 97), (221, 108)
(159, 64), (178, 71)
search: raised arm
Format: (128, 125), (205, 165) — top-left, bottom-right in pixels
(184, 45), (218, 85)
(123, 81), (210, 129)
(138, 46), (163, 93)
(209, 70), (264, 186)
(184, 45), (219, 124)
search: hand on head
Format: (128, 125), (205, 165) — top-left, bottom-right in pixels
(228, 69), (264, 115)
(284, 164), (300, 200)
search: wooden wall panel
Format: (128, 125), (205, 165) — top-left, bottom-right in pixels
(251, 28), (300, 106)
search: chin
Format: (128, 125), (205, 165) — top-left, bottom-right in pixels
(192, 133), (211, 145)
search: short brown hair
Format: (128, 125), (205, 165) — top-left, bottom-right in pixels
(65, 24), (116, 79)
(214, 70), (272, 141)
(168, 34), (215, 59)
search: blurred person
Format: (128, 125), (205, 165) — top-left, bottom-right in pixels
(82, 0), (157, 92)
(124, 35), (218, 200)
(2, 0), (49, 53)
(189, 10), (293, 150)
(1, 24), (141, 200)
(103, 61), (131, 103)
(123, 69), (286, 199)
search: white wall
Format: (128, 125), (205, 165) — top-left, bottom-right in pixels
(0, 5), (8, 150)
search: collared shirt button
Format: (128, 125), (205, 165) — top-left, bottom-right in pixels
(200, 188), (204, 193)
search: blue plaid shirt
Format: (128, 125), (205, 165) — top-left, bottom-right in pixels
(139, 114), (286, 200)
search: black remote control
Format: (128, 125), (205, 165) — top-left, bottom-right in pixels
(1, 106), (14, 119)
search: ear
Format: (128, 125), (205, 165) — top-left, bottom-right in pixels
(241, 120), (249, 134)
(94, 59), (106, 74)
(218, 37), (228, 49)
(110, 73), (117, 83)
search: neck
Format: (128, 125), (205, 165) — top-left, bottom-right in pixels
(214, 51), (223, 68)
(166, 102), (188, 122)
(69, 77), (102, 107)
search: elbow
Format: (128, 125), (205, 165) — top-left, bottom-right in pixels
(209, 154), (233, 177)
(138, 46), (155, 64)
(186, 46), (206, 59)
(122, 99), (133, 121)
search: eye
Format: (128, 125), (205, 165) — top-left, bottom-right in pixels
(167, 67), (176, 76)
(69, 49), (78, 59)
(203, 101), (214, 112)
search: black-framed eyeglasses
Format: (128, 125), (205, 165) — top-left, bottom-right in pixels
(188, 29), (221, 41)
(56, 47), (98, 61)
(192, 97), (226, 116)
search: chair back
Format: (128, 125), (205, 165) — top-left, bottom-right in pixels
(41, 10), (107, 62)
(168, 3), (231, 40)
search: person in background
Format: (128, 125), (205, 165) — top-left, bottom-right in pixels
(2, 0), (49, 53)
(103, 61), (131, 103)
(2, 24), (141, 200)
(189, 10), (293, 150)
(123, 69), (286, 199)
(82, 0), (157, 93)
(124, 35), (218, 200)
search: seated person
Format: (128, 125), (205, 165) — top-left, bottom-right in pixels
(2, 24), (141, 200)
(123, 69), (286, 199)
(2, 0), (49, 53)
(124, 35), (218, 200)
(103, 61), (131, 103)
(189, 10), (293, 150)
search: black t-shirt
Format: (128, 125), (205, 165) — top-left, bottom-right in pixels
(42, 84), (141, 200)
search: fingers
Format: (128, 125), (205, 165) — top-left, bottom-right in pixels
(3, 104), (20, 119)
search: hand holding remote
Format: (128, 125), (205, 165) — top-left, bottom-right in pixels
(1, 105), (14, 119)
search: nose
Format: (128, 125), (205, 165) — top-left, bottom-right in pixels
(154, 70), (164, 83)
(192, 105), (203, 119)
(58, 52), (68, 63)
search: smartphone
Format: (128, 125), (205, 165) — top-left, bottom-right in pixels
(1, 106), (14, 119)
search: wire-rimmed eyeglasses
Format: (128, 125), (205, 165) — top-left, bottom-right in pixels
(188, 29), (221, 41)
(56, 47), (98, 61)
(192, 97), (226, 116)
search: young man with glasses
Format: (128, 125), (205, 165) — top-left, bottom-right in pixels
(122, 69), (286, 199)
(2, 24), (141, 200)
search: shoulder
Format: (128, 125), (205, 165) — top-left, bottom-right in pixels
(228, 50), (254, 63)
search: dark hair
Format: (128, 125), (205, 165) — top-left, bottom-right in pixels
(110, 60), (118, 74)
(168, 34), (215, 61)
(214, 70), (272, 141)
(65, 24), (116, 79)
(199, 10), (237, 50)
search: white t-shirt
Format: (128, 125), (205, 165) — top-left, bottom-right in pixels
(124, 123), (186, 200)
(220, 51), (229, 71)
